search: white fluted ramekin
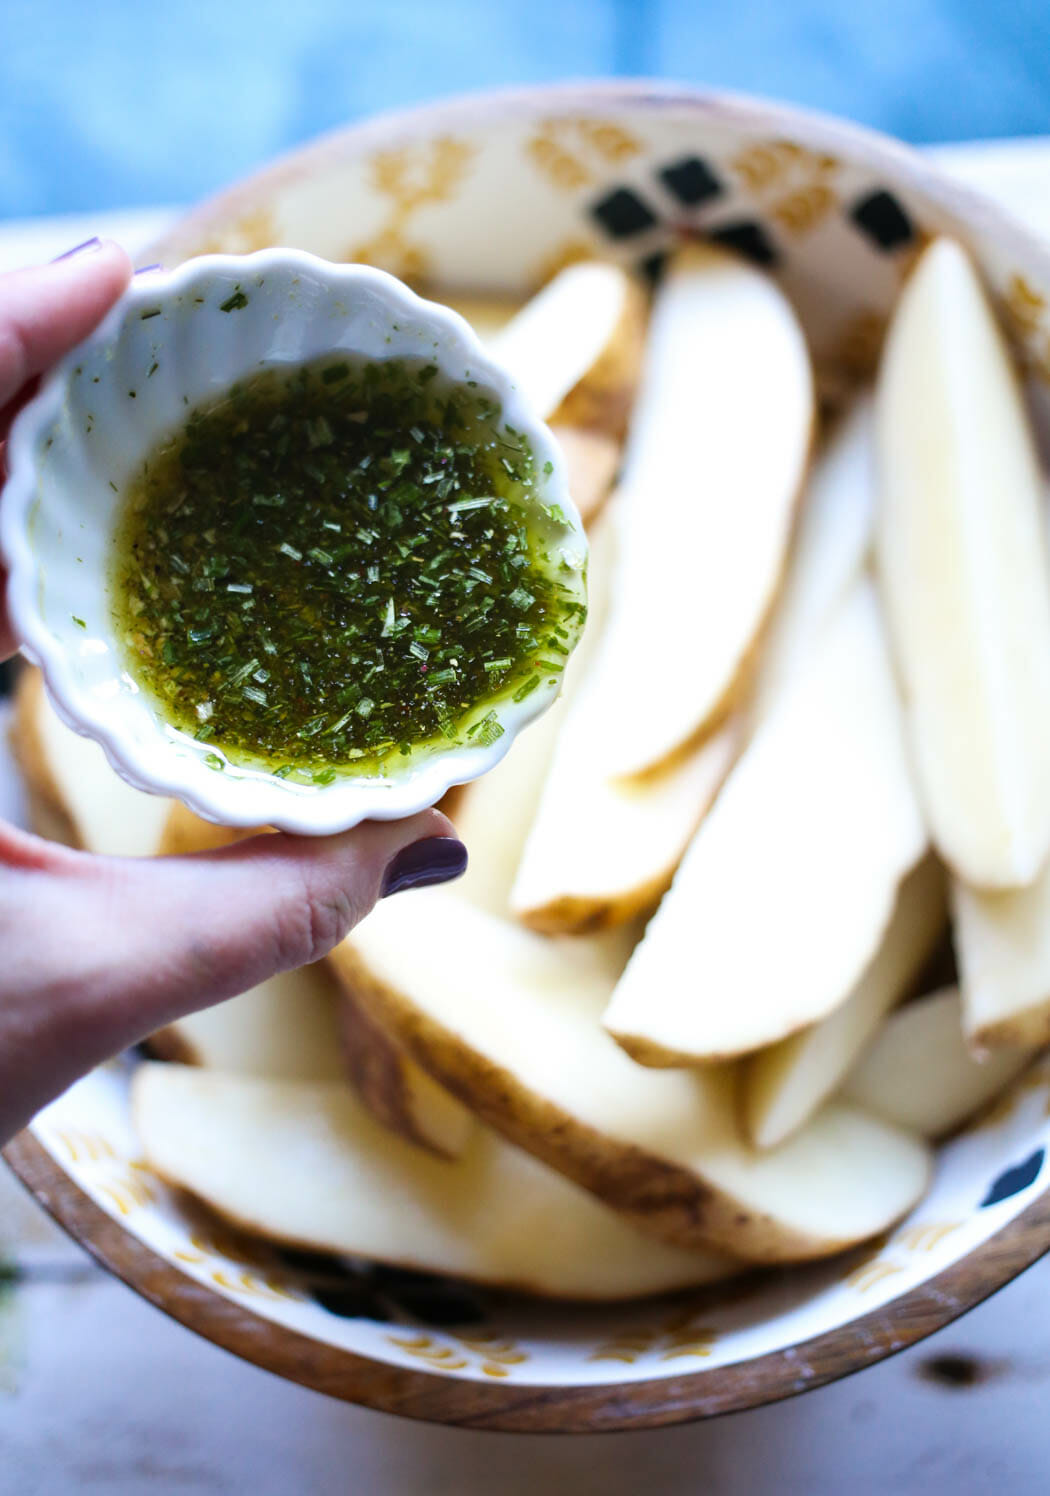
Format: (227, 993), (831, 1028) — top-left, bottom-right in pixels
(1, 249), (585, 834)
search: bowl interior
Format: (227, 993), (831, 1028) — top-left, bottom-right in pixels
(11, 83), (1050, 1429)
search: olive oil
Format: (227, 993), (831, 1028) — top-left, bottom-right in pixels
(112, 357), (585, 782)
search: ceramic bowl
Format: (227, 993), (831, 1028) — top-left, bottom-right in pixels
(8, 81), (1050, 1433)
(0, 249), (583, 835)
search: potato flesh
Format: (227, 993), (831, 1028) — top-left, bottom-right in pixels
(132, 1064), (738, 1300)
(152, 963), (346, 1081)
(749, 396), (876, 725)
(744, 856), (947, 1148)
(953, 865), (1050, 1048)
(332, 890), (930, 1263)
(580, 242), (814, 779)
(876, 237), (1050, 888)
(510, 685), (739, 932)
(839, 988), (1033, 1138)
(604, 580), (926, 1064)
(509, 398), (874, 937)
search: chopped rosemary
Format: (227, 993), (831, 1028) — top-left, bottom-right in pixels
(110, 356), (584, 776)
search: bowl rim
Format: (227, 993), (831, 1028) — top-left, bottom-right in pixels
(14, 76), (1050, 1429)
(1, 247), (582, 836)
(6, 1123), (1050, 1433)
(147, 76), (1050, 298)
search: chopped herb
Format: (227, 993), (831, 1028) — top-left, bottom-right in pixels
(71, 615), (86, 629)
(140, 308), (162, 321)
(220, 288), (248, 313)
(110, 356), (584, 777)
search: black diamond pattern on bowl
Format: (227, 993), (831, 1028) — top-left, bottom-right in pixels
(658, 156), (724, 207)
(372, 1265), (488, 1326)
(638, 249), (669, 284)
(980, 1147), (1045, 1208)
(311, 1279), (394, 1321)
(850, 189), (916, 251)
(282, 1246), (490, 1326)
(591, 186), (659, 238)
(708, 220), (779, 267)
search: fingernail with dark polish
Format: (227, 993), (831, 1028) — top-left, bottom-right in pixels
(135, 263), (163, 274)
(381, 836), (467, 898)
(52, 237), (102, 262)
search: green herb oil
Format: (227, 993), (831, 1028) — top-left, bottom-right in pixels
(111, 357), (584, 781)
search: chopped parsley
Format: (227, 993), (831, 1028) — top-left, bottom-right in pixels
(111, 356), (585, 778)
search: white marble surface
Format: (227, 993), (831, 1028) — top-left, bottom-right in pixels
(5, 139), (1050, 1493)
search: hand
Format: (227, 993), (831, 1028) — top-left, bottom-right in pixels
(0, 242), (466, 1145)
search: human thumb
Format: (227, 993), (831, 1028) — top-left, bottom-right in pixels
(0, 810), (464, 1138)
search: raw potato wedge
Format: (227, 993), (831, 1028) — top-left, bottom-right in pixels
(487, 261), (647, 433)
(452, 513), (616, 917)
(510, 707), (740, 934)
(749, 395), (876, 724)
(953, 865), (1050, 1048)
(840, 988), (1034, 1138)
(568, 243), (814, 780)
(604, 580), (927, 1065)
(744, 856), (948, 1148)
(876, 237), (1050, 888)
(548, 424), (620, 526)
(133, 1064), (739, 1300)
(10, 667), (172, 855)
(329, 890), (931, 1263)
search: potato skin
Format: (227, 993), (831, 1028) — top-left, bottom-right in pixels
(338, 988), (467, 1159)
(328, 938), (894, 1265)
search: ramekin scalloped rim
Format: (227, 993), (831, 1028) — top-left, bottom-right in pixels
(0, 248), (585, 835)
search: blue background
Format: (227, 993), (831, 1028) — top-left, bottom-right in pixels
(4, 0), (1049, 218)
